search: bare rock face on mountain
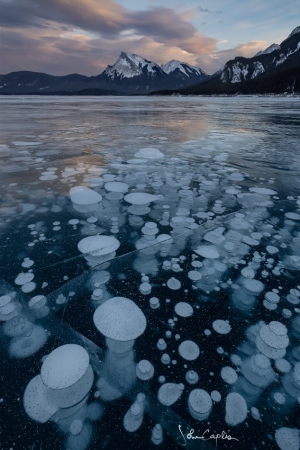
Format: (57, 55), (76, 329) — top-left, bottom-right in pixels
(219, 26), (300, 84)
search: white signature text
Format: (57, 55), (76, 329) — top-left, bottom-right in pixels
(177, 425), (239, 447)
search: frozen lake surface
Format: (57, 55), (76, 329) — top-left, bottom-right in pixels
(0, 96), (300, 450)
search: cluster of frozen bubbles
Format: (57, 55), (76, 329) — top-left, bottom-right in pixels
(1, 145), (300, 450)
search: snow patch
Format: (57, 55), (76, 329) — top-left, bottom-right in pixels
(255, 44), (280, 57)
(251, 61), (265, 79)
(161, 60), (206, 77)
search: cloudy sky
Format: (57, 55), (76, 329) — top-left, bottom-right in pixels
(0, 0), (298, 76)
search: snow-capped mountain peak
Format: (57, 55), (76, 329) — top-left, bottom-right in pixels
(255, 43), (281, 57)
(219, 24), (300, 85)
(161, 60), (188, 75)
(287, 26), (300, 39)
(280, 25), (300, 45)
(105, 52), (141, 79)
(104, 52), (160, 80)
(161, 60), (207, 77)
(100, 52), (209, 89)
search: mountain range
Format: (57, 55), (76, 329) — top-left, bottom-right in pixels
(0, 52), (209, 95)
(0, 26), (299, 96)
(152, 26), (300, 95)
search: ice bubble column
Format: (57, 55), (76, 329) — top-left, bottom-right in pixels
(3, 306), (48, 359)
(136, 360), (154, 380)
(255, 321), (289, 359)
(124, 192), (157, 216)
(110, 217), (119, 234)
(41, 344), (94, 408)
(188, 389), (212, 421)
(225, 392), (247, 426)
(28, 295), (49, 319)
(292, 313), (300, 339)
(23, 344), (94, 423)
(157, 234), (173, 257)
(123, 403), (144, 432)
(151, 424), (163, 445)
(93, 297), (147, 400)
(123, 392), (146, 432)
(70, 186), (102, 213)
(241, 354), (276, 388)
(231, 277), (264, 313)
(0, 292), (20, 321)
(78, 235), (120, 267)
(236, 353), (276, 404)
(142, 222), (159, 244)
(160, 205), (170, 226)
(281, 362), (300, 410)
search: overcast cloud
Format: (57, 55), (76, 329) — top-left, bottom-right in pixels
(0, 0), (298, 75)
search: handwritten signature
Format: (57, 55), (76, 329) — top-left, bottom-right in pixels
(177, 425), (239, 447)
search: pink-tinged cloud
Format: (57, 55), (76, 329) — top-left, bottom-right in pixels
(0, 27), (214, 76)
(0, 0), (218, 75)
(210, 40), (267, 62)
(195, 40), (268, 73)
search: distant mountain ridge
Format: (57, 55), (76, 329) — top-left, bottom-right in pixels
(151, 26), (300, 95)
(220, 26), (300, 84)
(1, 26), (299, 95)
(161, 60), (208, 86)
(0, 53), (209, 95)
(90, 52), (172, 93)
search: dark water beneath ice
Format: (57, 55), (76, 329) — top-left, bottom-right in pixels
(0, 96), (300, 450)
